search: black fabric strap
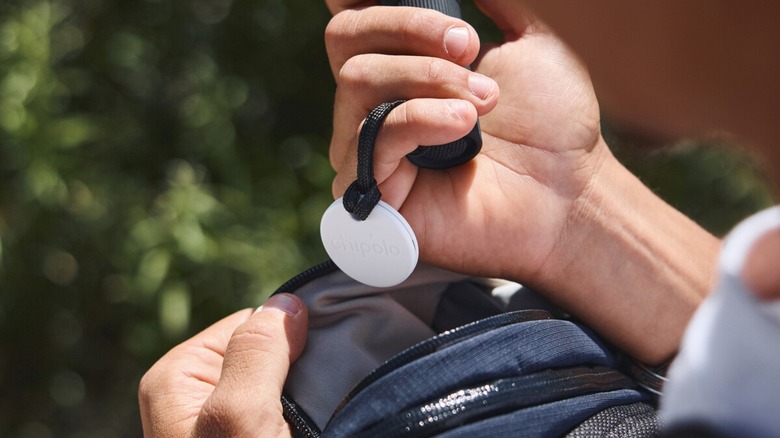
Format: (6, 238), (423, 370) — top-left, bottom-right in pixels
(343, 100), (405, 221)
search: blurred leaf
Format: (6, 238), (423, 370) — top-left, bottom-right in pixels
(159, 281), (191, 339)
(610, 131), (775, 235)
(135, 248), (171, 298)
(23, 161), (67, 205)
(45, 116), (97, 149)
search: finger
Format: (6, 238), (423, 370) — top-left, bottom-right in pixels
(139, 309), (255, 438)
(195, 293), (308, 437)
(332, 98), (478, 200)
(330, 54), (498, 172)
(335, 53), (498, 117)
(326, 7), (480, 76)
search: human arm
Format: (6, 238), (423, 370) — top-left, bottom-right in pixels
(324, 1), (720, 365)
(138, 293), (307, 437)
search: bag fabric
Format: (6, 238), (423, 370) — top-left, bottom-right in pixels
(278, 261), (660, 437)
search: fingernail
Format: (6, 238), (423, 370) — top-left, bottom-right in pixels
(260, 293), (302, 316)
(448, 100), (471, 121)
(468, 73), (494, 100)
(444, 27), (469, 58)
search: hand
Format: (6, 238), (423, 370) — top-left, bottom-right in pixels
(138, 294), (308, 438)
(324, 0), (720, 365)
(325, 1), (604, 282)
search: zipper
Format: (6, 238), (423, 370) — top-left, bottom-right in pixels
(282, 392), (322, 438)
(271, 259), (338, 296)
(274, 259), (339, 438)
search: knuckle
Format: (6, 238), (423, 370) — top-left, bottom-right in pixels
(402, 12), (440, 44)
(137, 370), (156, 405)
(197, 391), (285, 437)
(197, 395), (242, 436)
(138, 356), (174, 404)
(393, 103), (419, 129)
(232, 318), (280, 347)
(228, 316), (293, 361)
(337, 56), (374, 90)
(324, 13), (347, 53)
(423, 58), (449, 84)
(324, 10), (364, 62)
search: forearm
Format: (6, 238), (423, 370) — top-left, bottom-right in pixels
(532, 138), (720, 365)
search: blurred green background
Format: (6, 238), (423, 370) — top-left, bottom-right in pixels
(0, 0), (774, 437)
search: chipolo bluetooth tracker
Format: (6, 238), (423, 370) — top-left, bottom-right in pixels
(320, 198), (419, 288)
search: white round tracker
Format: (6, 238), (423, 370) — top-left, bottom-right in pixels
(320, 197), (418, 288)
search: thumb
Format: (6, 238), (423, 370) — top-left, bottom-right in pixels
(195, 293), (308, 437)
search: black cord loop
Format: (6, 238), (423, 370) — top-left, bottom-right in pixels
(343, 100), (405, 221)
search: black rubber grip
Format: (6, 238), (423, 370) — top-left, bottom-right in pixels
(381, 0), (482, 169)
(382, 0), (463, 18)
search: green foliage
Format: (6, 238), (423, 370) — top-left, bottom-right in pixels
(608, 131), (775, 236)
(0, 1), (774, 437)
(0, 0), (333, 436)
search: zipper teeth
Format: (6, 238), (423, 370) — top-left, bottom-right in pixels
(275, 260), (339, 438)
(281, 394), (321, 438)
(272, 259), (338, 296)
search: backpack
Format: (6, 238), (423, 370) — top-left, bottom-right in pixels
(276, 261), (663, 437)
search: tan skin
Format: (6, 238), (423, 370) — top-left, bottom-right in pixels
(140, 1), (780, 436)
(327, 2), (600, 281)
(523, 0), (780, 300)
(138, 294), (308, 438)
(325, 0), (719, 364)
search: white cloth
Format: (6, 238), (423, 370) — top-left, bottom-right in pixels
(661, 206), (780, 437)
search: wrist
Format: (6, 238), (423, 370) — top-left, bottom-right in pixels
(531, 137), (720, 364)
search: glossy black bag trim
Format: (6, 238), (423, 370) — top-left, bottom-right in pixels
(355, 366), (637, 438)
